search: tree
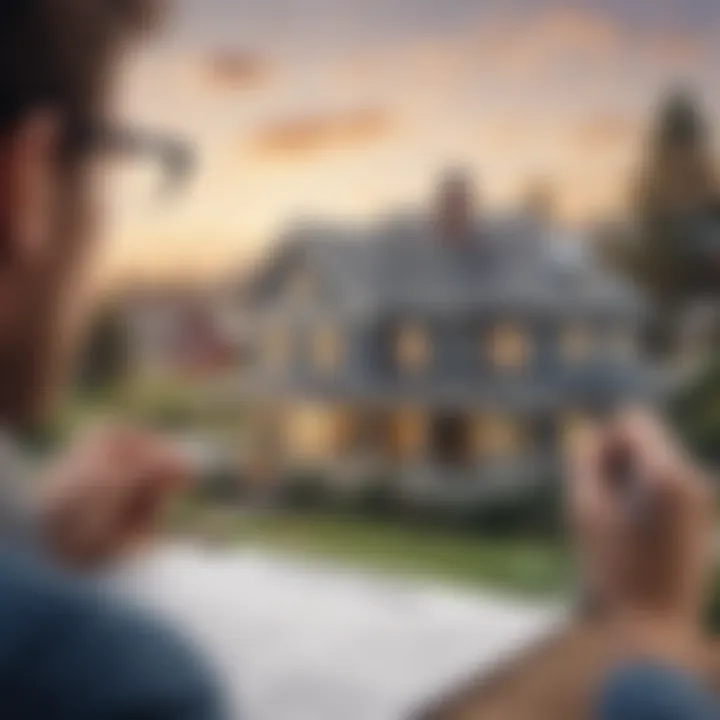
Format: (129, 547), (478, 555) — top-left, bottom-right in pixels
(670, 356), (720, 466)
(640, 90), (719, 291)
(76, 303), (130, 395)
(609, 89), (720, 355)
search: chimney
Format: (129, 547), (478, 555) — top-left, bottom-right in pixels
(523, 179), (555, 223)
(436, 168), (475, 246)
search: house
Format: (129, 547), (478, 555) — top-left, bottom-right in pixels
(119, 283), (236, 379)
(241, 172), (657, 502)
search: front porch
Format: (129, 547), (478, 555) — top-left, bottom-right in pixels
(261, 401), (578, 494)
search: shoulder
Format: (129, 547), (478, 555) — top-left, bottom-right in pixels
(0, 551), (225, 719)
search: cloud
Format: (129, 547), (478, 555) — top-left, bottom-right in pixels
(375, 7), (704, 85)
(644, 29), (705, 67)
(247, 108), (396, 160)
(201, 50), (275, 90)
(571, 114), (639, 148)
(530, 8), (623, 57)
(466, 7), (624, 75)
(475, 9), (706, 75)
(479, 118), (536, 149)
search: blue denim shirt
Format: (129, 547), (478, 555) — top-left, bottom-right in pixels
(600, 663), (719, 720)
(0, 549), (226, 719)
(0, 435), (226, 719)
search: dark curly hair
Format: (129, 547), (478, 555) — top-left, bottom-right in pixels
(0, 0), (160, 136)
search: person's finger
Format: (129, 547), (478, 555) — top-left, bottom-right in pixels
(567, 421), (621, 542)
(608, 410), (688, 491)
(104, 437), (189, 542)
(147, 437), (191, 492)
(611, 406), (673, 452)
(567, 422), (604, 505)
(614, 409), (710, 509)
(44, 430), (192, 562)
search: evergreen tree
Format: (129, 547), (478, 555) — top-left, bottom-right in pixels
(609, 89), (720, 354)
(636, 90), (718, 299)
(671, 355), (720, 465)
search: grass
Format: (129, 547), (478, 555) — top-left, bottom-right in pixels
(172, 506), (572, 598)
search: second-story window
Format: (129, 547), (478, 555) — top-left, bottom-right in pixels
(487, 324), (529, 372)
(313, 326), (344, 374)
(395, 324), (431, 374)
(561, 324), (592, 364)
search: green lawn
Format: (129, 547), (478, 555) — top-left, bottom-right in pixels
(174, 508), (572, 597)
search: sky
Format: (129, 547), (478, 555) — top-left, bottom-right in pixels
(101, 0), (720, 286)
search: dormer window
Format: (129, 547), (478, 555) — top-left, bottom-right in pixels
(561, 324), (592, 364)
(487, 324), (529, 372)
(395, 325), (431, 374)
(313, 326), (344, 374)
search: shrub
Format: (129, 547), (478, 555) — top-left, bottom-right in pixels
(459, 477), (564, 539)
(272, 468), (566, 539)
(350, 477), (401, 519)
(671, 359), (720, 465)
(194, 467), (245, 504)
(276, 473), (330, 510)
(705, 570), (720, 635)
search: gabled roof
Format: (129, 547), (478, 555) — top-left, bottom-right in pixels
(248, 210), (644, 318)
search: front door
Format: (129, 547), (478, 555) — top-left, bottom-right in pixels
(431, 414), (472, 467)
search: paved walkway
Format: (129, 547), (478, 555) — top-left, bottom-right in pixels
(113, 544), (563, 720)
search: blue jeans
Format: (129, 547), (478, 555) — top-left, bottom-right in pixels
(600, 664), (719, 720)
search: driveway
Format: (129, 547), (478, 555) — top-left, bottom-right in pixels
(113, 544), (564, 720)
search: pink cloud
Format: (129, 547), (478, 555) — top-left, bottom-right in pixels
(201, 50), (275, 90)
(571, 114), (639, 148)
(246, 107), (396, 160)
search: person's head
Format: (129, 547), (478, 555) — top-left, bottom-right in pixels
(0, 0), (157, 429)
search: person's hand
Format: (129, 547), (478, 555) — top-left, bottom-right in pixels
(38, 427), (190, 570)
(568, 410), (715, 666)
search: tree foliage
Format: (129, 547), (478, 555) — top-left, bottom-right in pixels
(603, 90), (720, 356)
(76, 303), (130, 395)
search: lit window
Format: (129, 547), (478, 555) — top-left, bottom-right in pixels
(313, 326), (344, 374)
(474, 414), (525, 459)
(561, 412), (592, 454)
(487, 324), (529, 371)
(561, 325), (592, 363)
(395, 325), (431, 373)
(393, 410), (427, 460)
(285, 404), (336, 461)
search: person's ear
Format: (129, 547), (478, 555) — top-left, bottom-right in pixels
(0, 111), (60, 268)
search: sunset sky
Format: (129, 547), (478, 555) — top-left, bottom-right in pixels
(102, 0), (720, 285)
